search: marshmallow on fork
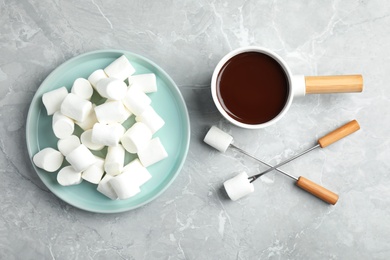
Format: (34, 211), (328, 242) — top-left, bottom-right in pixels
(137, 137), (168, 167)
(91, 122), (125, 147)
(80, 129), (105, 151)
(52, 111), (74, 139)
(57, 166), (82, 186)
(204, 126), (254, 201)
(88, 69), (107, 89)
(71, 78), (93, 100)
(57, 135), (80, 156)
(42, 87), (68, 116)
(97, 174), (118, 200)
(223, 172), (254, 201)
(95, 78), (127, 101)
(60, 93), (93, 122)
(82, 156), (105, 184)
(135, 106), (165, 134)
(122, 87), (151, 116)
(33, 147), (64, 172)
(121, 122), (152, 154)
(65, 144), (96, 172)
(128, 73), (157, 93)
(203, 126), (233, 153)
(104, 55), (135, 81)
(104, 145), (125, 176)
(94, 100), (131, 124)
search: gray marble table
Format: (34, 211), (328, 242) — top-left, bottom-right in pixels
(1, 0), (389, 259)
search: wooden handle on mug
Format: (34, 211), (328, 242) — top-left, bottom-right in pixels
(305, 75), (363, 94)
(318, 120), (360, 148)
(296, 176), (339, 205)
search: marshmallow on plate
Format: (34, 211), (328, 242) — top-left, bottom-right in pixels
(104, 55), (135, 81)
(75, 105), (98, 131)
(88, 69), (107, 88)
(97, 174), (118, 200)
(122, 158), (152, 187)
(223, 171), (254, 201)
(52, 111), (74, 139)
(57, 135), (80, 156)
(60, 93), (93, 122)
(204, 126), (233, 153)
(80, 129), (105, 151)
(33, 147), (64, 172)
(122, 87), (151, 116)
(65, 144), (96, 172)
(95, 78), (127, 100)
(82, 156), (105, 184)
(104, 145), (125, 176)
(121, 122), (152, 154)
(91, 123), (125, 147)
(137, 137), (168, 167)
(108, 173), (141, 200)
(71, 78), (93, 100)
(135, 106), (165, 134)
(128, 73), (157, 93)
(57, 166), (82, 186)
(42, 86), (68, 115)
(94, 101), (131, 124)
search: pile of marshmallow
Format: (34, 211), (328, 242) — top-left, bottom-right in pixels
(32, 55), (168, 200)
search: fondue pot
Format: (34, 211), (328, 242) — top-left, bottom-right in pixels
(211, 46), (363, 129)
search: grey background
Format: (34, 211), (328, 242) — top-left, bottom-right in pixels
(1, 0), (389, 259)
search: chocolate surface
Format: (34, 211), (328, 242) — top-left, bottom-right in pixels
(216, 52), (289, 124)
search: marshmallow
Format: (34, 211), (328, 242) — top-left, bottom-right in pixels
(204, 126), (233, 153)
(33, 147), (64, 172)
(71, 78), (93, 100)
(57, 135), (80, 156)
(75, 105), (98, 131)
(121, 122), (152, 153)
(135, 106), (165, 134)
(122, 159), (152, 187)
(60, 93), (93, 122)
(42, 87), (68, 115)
(122, 87), (151, 116)
(88, 69), (107, 88)
(223, 172), (254, 201)
(57, 166), (82, 186)
(95, 78), (128, 100)
(128, 73), (157, 93)
(52, 111), (74, 139)
(97, 174), (118, 200)
(80, 129), (105, 151)
(137, 137), (168, 167)
(95, 101), (131, 124)
(65, 144), (96, 172)
(104, 145), (125, 176)
(82, 156), (105, 184)
(108, 173), (141, 200)
(91, 123), (126, 147)
(104, 55), (135, 81)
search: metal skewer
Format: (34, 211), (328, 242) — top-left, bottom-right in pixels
(230, 144), (298, 181)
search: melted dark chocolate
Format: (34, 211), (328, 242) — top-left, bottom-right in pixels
(216, 52), (289, 125)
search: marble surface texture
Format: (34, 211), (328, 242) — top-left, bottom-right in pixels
(1, 0), (389, 259)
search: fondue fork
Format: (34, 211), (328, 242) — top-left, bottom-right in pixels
(204, 120), (360, 204)
(247, 120), (360, 182)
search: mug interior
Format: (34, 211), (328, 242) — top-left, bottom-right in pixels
(211, 47), (294, 129)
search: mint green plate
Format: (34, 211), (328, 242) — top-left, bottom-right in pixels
(26, 50), (190, 213)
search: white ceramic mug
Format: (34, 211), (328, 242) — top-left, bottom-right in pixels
(211, 46), (363, 129)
